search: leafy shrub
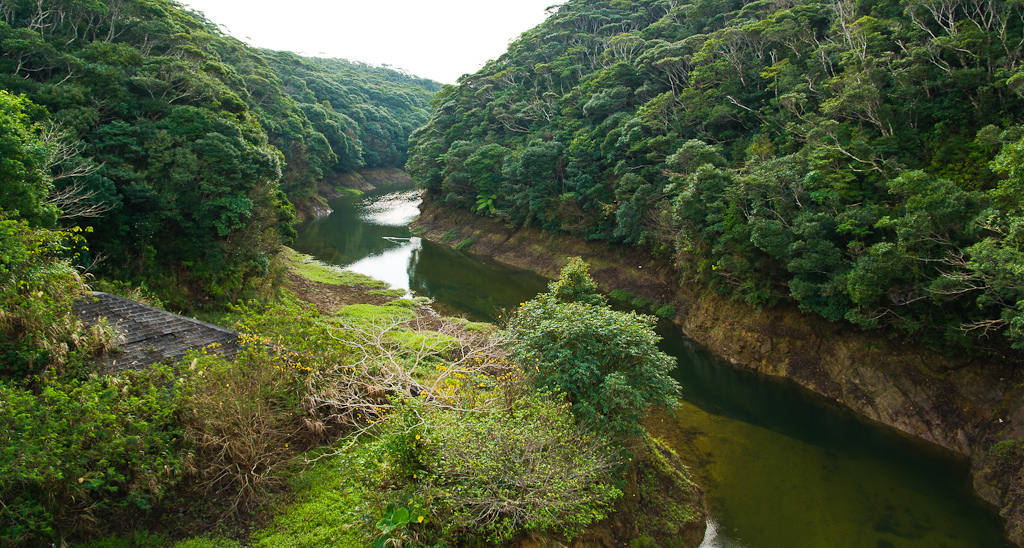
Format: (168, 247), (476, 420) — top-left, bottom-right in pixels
(508, 261), (680, 440)
(608, 289), (637, 303)
(654, 304), (677, 318)
(424, 392), (621, 543)
(549, 257), (606, 306)
(379, 399), (430, 484)
(373, 502), (428, 548)
(0, 366), (188, 546)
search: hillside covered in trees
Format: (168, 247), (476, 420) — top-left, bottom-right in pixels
(407, 0), (1024, 355)
(1, 0), (439, 307)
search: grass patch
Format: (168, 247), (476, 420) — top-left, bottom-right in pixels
(281, 247), (388, 289)
(464, 321), (495, 333)
(388, 329), (459, 354)
(81, 532), (169, 548)
(336, 304), (417, 325)
(453, 237), (476, 251)
(249, 444), (379, 548)
(442, 316), (493, 333)
(171, 537), (243, 548)
(335, 187), (363, 196)
(386, 298), (419, 309)
(441, 228), (459, 242)
(370, 288), (407, 298)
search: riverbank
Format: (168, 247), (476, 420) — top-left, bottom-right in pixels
(278, 248), (708, 548)
(411, 197), (1024, 544)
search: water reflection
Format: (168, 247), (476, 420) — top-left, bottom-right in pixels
(346, 237), (421, 292)
(408, 239), (548, 322)
(292, 181), (1009, 548)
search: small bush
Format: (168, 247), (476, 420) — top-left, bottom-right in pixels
(508, 261), (680, 440)
(608, 289), (637, 303)
(380, 400), (430, 483)
(0, 220), (114, 381)
(654, 304), (677, 318)
(549, 257), (606, 306)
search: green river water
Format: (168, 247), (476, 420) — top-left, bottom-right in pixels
(293, 183), (1010, 548)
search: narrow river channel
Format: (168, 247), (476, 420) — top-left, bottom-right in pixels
(293, 182), (1010, 548)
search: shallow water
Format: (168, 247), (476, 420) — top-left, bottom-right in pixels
(292, 182), (1009, 548)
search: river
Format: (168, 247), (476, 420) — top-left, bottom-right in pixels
(292, 182), (1009, 548)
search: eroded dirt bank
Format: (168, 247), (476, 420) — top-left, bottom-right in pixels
(411, 197), (1024, 544)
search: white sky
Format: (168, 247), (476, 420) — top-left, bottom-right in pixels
(180, 0), (564, 84)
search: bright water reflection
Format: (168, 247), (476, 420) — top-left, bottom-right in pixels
(292, 181), (1009, 548)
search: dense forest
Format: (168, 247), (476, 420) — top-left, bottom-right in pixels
(407, 0), (1024, 354)
(1, 0), (439, 307)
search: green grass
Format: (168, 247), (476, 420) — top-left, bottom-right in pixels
(249, 444), (380, 548)
(464, 321), (495, 333)
(80, 531), (169, 548)
(336, 304), (417, 325)
(281, 247), (388, 288)
(454, 237), (476, 251)
(442, 317), (494, 333)
(386, 298), (420, 309)
(441, 228), (459, 242)
(370, 288), (408, 298)
(388, 329), (458, 354)
(172, 537), (243, 548)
